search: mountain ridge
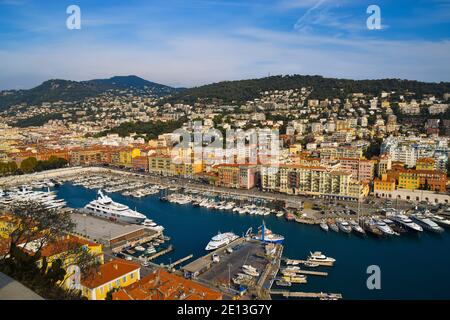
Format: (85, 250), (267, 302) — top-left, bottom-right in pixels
(0, 75), (183, 111)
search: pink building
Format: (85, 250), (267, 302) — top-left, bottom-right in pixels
(339, 158), (374, 183)
(239, 165), (256, 189)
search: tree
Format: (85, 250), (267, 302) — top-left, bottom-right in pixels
(0, 202), (99, 299)
(364, 138), (383, 159)
(20, 157), (38, 173)
(0, 161), (18, 176)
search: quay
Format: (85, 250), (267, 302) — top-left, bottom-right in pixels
(270, 290), (342, 300)
(182, 238), (283, 300)
(70, 211), (161, 251)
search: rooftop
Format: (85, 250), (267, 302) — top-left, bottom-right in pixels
(112, 269), (222, 300)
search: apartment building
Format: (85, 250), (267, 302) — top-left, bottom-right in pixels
(338, 158), (375, 183)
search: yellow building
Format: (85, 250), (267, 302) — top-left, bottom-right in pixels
(117, 148), (132, 167)
(416, 158), (435, 171)
(0, 214), (16, 238)
(81, 259), (141, 300)
(148, 155), (174, 175)
(173, 162), (203, 177)
(398, 172), (420, 190)
(374, 174), (396, 192)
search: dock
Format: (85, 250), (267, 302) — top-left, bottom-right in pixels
(270, 290), (342, 300)
(293, 270), (328, 277)
(168, 254), (193, 269)
(147, 245), (174, 261)
(284, 259), (334, 267)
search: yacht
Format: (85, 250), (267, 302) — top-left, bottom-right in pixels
(374, 219), (396, 236)
(142, 219), (164, 232)
(410, 214), (444, 233)
(320, 221), (329, 231)
(328, 221), (339, 233)
(337, 220), (352, 233)
(308, 251), (336, 265)
(205, 232), (239, 251)
(350, 221), (366, 236)
(84, 190), (146, 224)
(253, 222), (284, 243)
(390, 214), (423, 232)
(430, 215), (450, 228)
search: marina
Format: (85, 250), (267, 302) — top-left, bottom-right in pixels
(1, 172), (450, 299)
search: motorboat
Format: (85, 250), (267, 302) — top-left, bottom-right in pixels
(389, 214), (423, 232)
(328, 221), (339, 233)
(350, 221), (366, 236)
(410, 214), (444, 233)
(374, 219), (396, 236)
(320, 222), (329, 231)
(308, 251), (336, 265)
(337, 220), (352, 233)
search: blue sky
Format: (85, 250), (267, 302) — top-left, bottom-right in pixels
(0, 0), (449, 89)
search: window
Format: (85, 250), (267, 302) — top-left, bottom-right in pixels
(130, 273), (134, 279)
(123, 276), (127, 283)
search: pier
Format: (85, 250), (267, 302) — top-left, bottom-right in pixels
(168, 254), (193, 269)
(284, 258), (334, 267)
(292, 270), (328, 277)
(147, 245), (174, 261)
(270, 290), (342, 300)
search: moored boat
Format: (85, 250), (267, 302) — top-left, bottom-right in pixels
(337, 220), (352, 233)
(320, 221), (329, 231)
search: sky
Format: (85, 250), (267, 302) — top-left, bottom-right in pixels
(0, 0), (449, 90)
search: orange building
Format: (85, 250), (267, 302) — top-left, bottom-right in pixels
(112, 269), (222, 300)
(398, 169), (447, 192)
(69, 146), (112, 166)
(81, 259), (141, 300)
(131, 156), (149, 171)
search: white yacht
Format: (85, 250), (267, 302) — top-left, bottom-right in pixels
(320, 221), (329, 231)
(205, 232), (239, 251)
(390, 214), (423, 232)
(337, 220), (352, 233)
(374, 219), (396, 236)
(410, 214), (444, 233)
(350, 221), (366, 236)
(430, 215), (450, 228)
(308, 251), (336, 264)
(84, 190), (146, 224)
(142, 219), (164, 232)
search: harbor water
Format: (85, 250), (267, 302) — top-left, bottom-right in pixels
(57, 183), (450, 300)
